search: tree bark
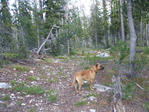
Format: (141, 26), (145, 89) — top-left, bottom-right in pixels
(120, 0), (125, 41)
(146, 24), (149, 46)
(126, 0), (137, 77)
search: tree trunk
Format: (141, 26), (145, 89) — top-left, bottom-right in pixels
(146, 24), (149, 46)
(127, 0), (137, 77)
(120, 0), (125, 41)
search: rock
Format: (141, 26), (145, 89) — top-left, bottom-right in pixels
(0, 82), (12, 89)
(88, 96), (97, 101)
(90, 109), (96, 112)
(8, 101), (16, 107)
(10, 94), (16, 99)
(96, 52), (110, 57)
(29, 71), (34, 73)
(94, 84), (112, 92)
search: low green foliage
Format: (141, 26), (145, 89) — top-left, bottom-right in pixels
(47, 90), (58, 103)
(110, 41), (129, 64)
(16, 100), (24, 106)
(12, 64), (30, 72)
(74, 100), (87, 107)
(10, 80), (17, 85)
(28, 107), (36, 112)
(12, 82), (45, 95)
(84, 66), (91, 69)
(144, 102), (149, 111)
(58, 56), (68, 59)
(144, 47), (149, 54)
(27, 76), (37, 81)
(0, 60), (10, 67)
(84, 56), (111, 64)
(122, 82), (136, 100)
(44, 58), (52, 63)
(2, 95), (10, 101)
(133, 54), (148, 77)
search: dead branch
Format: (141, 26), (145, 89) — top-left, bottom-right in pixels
(36, 24), (58, 54)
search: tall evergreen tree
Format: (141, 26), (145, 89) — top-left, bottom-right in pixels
(0, 0), (12, 50)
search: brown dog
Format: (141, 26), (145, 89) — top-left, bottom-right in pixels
(70, 63), (104, 93)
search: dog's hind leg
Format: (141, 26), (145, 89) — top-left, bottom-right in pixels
(74, 80), (79, 93)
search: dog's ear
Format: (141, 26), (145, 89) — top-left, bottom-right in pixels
(95, 63), (99, 67)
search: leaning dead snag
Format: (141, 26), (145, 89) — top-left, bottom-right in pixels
(36, 24), (59, 55)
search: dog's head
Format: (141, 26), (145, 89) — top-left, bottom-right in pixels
(95, 63), (104, 70)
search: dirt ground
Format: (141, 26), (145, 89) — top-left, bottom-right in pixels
(0, 55), (148, 112)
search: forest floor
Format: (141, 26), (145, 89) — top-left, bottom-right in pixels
(0, 50), (149, 112)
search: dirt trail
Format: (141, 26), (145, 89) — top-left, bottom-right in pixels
(0, 56), (145, 112)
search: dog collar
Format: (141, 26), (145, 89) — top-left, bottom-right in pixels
(92, 68), (97, 73)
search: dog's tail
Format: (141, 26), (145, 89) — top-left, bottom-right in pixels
(69, 75), (77, 87)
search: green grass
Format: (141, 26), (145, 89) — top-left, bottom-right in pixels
(83, 56), (111, 64)
(74, 100), (87, 107)
(12, 64), (30, 72)
(84, 66), (91, 69)
(2, 95), (10, 101)
(122, 82), (136, 100)
(44, 58), (52, 63)
(12, 82), (45, 95)
(58, 56), (68, 59)
(144, 102), (149, 111)
(46, 90), (58, 103)
(10, 80), (17, 85)
(27, 76), (37, 81)
(28, 107), (36, 112)
(144, 47), (149, 54)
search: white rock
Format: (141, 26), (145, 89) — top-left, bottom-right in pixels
(88, 96), (97, 101)
(90, 109), (96, 112)
(0, 82), (12, 89)
(94, 84), (112, 92)
(29, 71), (34, 73)
(96, 52), (110, 57)
(21, 103), (26, 106)
(10, 94), (16, 99)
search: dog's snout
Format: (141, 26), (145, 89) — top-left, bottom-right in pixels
(100, 66), (104, 70)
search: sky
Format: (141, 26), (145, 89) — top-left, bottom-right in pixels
(8, 0), (93, 16)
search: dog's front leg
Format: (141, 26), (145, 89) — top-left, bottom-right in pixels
(90, 80), (94, 90)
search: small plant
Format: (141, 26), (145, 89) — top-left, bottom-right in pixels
(84, 56), (111, 64)
(10, 80), (17, 85)
(74, 100), (87, 107)
(49, 77), (59, 83)
(110, 41), (129, 64)
(2, 95), (10, 101)
(28, 107), (36, 112)
(12, 64), (30, 72)
(47, 90), (58, 103)
(44, 58), (52, 63)
(144, 102), (149, 111)
(12, 82), (45, 95)
(144, 47), (149, 54)
(84, 66), (91, 69)
(16, 100), (24, 106)
(122, 82), (136, 100)
(27, 76), (37, 81)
